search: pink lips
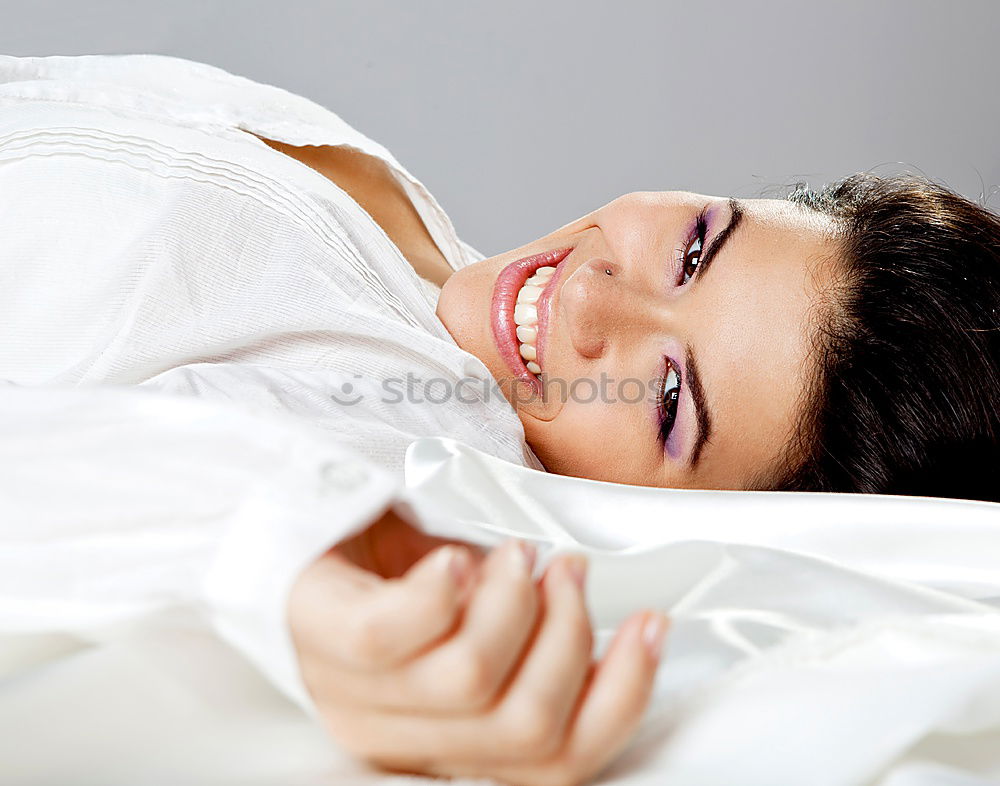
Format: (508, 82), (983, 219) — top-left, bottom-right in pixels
(491, 247), (573, 389)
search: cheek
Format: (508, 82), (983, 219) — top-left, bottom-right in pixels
(521, 398), (656, 484)
(693, 269), (816, 469)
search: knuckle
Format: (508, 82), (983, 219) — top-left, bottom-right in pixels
(419, 582), (460, 625)
(344, 612), (390, 667)
(442, 644), (498, 709)
(500, 701), (564, 759)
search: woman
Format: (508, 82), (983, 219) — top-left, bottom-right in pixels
(455, 177), (1000, 500)
(1, 54), (998, 786)
(438, 176), (1000, 500)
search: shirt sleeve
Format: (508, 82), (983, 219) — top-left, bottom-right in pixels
(0, 382), (397, 715)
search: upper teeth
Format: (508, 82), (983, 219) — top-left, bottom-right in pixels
(513, 265), (556, 374)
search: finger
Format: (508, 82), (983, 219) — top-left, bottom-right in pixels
(332, 609), (667, 781)
(484, 554), (594, 763)
(404, 538), (540, 709)
(321, 539), (540, 712)
(541, 610), (669, 783)
(416, 610), (668, 786)
(305, 543), (476, 671)
(317, 552), (589, 766)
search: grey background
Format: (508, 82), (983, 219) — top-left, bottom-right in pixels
(3, 0), (997, 256)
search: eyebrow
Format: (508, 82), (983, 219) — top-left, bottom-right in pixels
(686, 197), (745, 467)
(698, 197), (745, 281)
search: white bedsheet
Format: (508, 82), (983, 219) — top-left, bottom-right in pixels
(2, 386), (999, 786)
(404, 439), (1000, 786)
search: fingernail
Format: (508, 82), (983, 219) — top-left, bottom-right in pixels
(564, 554), (588, 591)
(447, 547), (472, 587)
(519, 541), (537, 574)
(640, 612), (669, 662)
(432, 546), (470, 590)
(505, 540), (536, 575)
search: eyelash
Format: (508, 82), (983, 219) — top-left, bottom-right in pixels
(676, 208), (709, 286)
(657, 209), (707, 446)
(657, 359), (682, 446)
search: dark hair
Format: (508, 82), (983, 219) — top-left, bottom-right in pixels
(774, 173), (1000, 503)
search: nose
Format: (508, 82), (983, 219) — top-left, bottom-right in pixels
(560, 257), (662, 359)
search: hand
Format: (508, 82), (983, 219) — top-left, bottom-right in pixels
(288, 508), (669, 786)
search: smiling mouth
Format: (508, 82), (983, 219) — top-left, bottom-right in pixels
(512, 265), (558, 374)
(491, 247), (573, 388)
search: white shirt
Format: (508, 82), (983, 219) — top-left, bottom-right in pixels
(0, 53), (535, 711)
(0, 52), (537, 474)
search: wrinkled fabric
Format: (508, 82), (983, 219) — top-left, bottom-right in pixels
(2, 412), (999, 786)
(0, 384), (403, 712)
(1, 54), (999, 786)
(403, 439), (1000, 786)
(0, 51), (536, 713)
(0, 53), (534, 474)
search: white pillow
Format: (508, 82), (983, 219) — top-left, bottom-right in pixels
(403, 436), (1000, 611)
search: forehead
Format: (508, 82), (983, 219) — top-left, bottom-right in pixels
(689, 196), (842, 488)
(743, 197), (838, 240)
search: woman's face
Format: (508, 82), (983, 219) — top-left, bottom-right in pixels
(437, 192), (841, 489)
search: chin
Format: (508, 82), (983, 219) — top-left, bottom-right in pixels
(437, 260), (502, 369)
(436, 266), (475, 346)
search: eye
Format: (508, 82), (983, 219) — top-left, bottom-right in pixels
(678, 211), (708, 285)
(657, 360), (682, 444)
